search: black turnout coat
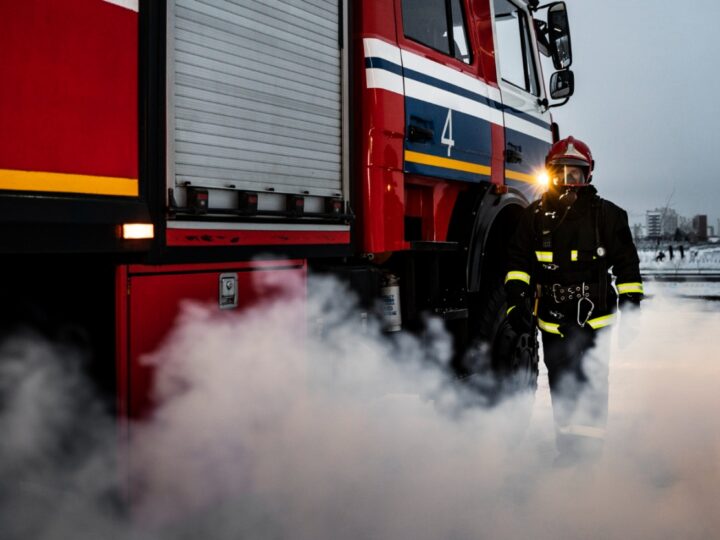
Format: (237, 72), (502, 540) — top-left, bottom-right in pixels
(504, 186), (643, 335)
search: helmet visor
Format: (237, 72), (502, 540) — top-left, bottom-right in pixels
(548, 164), (589, 186)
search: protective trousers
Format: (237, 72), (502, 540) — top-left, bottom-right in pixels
(542, 326), (610, 463)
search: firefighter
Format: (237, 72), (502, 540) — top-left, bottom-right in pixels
(504, 136), (643, 466)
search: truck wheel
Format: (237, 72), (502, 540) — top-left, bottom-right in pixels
(492, 319), (539, 396)
(462, 282), (539, 403)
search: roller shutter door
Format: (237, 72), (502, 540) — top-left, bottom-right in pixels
(169, 0), (342, 197)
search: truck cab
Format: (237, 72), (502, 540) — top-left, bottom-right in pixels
(356, 0), (573, 255)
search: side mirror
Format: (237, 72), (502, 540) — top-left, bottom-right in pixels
(547, 2), (572, 70)
(549, 70), (574, 100)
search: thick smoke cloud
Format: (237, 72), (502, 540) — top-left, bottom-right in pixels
(0, 276), (718, 539)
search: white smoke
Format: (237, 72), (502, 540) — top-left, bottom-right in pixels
(0, 276), (718, 539)
(0, 332), (125, 539)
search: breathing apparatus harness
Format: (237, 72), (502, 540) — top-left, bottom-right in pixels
(533, 188), (609, 327)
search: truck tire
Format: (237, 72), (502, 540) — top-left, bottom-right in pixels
(462, 280), (539, 404)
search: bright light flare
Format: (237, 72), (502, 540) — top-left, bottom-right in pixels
(122, 223), (155, 240)
(536, 170), (550, 189)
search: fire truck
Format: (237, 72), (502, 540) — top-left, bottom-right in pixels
(0, 0), (574, 417)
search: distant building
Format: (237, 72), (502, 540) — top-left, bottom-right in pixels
(661, 209), (679, 236)
(631, 223), (644, 240)
(646, 211), (661, 238)
(645, 208), (680, 238)
(692, 215), (708, 241)
(679, 216), (694, 234)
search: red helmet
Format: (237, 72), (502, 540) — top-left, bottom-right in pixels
(545, 136), (595, 187)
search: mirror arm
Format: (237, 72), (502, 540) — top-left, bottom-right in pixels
(530, 1), (561, 12)
(548, 97), (570, 109)
(537, 97), (549, 112)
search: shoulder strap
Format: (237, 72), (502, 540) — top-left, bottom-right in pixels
(593, 196), (609, 310)
(593, 195), (603, 250)
(535, 194), (571, 251)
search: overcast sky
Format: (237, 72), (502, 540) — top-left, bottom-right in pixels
(547, 0), (720, 228)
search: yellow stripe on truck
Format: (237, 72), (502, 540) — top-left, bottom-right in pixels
(404, 150), (492, 176)
(505, 169), (536, 183)
(0, 169), (139, 197)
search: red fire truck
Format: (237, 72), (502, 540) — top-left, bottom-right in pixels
(0, 0), (574, 417)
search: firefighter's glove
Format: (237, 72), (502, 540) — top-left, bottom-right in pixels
(507, 300), (534, 335)
(618, 294), (642, 349)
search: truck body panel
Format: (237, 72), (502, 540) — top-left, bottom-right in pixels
(0, 0), (138, 197)
(0, 0), (572, 426)
(168, 0), (343, 202)
(355, 0), (552, 254)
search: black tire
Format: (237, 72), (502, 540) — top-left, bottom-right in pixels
(492, 319), (539, 396)
(462, 280), (539, 404)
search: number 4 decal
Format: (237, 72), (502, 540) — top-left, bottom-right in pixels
(441, 109), (455, 157)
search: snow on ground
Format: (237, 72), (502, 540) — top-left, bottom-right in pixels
(645, 279), (720, 299)
(639, 245), (720, 296)
(639, 245), (720, 273)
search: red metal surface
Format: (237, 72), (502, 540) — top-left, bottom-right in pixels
(354, 1), (407, 255)
(127, 260), (306, 275)
(0, 0), (137, 182)
(356, 0), (398, 45)
(433, 181), (463, 240)
(166, 228), (350, 247)
(469, 0), (498, 86)
(118, 260), (307, 419)
(491, 122), (506, 186)
(405, 178), (464, 241)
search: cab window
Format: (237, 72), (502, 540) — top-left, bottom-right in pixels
(493, 0), (539, 95)
(402, 0), (473, 64)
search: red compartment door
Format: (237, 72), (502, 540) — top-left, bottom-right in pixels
(116, 260), (307, 421)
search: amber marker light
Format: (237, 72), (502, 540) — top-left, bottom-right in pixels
(121, 223), (155, 240)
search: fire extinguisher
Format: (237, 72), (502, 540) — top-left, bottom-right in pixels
(381, 274), (401, 332)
